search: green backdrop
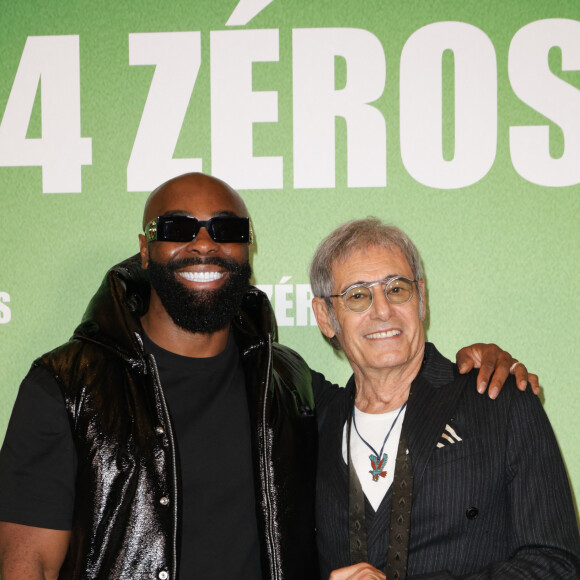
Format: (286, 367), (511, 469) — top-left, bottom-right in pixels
(1, 0), (579, 525)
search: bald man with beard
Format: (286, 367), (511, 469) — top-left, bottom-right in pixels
(0, 173), (535, 580)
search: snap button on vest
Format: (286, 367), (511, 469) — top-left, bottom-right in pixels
(160, 496), (170, 506)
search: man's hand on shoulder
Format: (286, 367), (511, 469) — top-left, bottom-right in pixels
(329, 562), (386, 579)
(456, 343), (539, 399)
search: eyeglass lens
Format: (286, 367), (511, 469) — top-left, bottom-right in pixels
(344, 277), (414, 312)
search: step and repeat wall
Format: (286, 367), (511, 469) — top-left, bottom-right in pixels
(1, 0), (579, 519)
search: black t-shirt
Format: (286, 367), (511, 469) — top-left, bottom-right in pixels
(0, 364), (77, 529)
(145, 333), (261, 579)
(0, 332), (261, 580)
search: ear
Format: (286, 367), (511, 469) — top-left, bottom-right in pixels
(312, 297), (336, 339)
(417, 279), (427, 321)
(138, 234), (149, 269)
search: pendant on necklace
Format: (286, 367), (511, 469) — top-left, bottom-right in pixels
(369, 453), (388, 482)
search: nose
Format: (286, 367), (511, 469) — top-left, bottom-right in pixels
(184, 226), (219, 255)
(369, 285), (394, 320)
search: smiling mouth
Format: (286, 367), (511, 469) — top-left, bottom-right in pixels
(366, 329), (401, 339)
(178, 271), (226, 283)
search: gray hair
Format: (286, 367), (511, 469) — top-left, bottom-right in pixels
(309, 218), (425, 349)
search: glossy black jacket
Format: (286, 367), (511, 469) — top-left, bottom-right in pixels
(36, 255), (318, 579)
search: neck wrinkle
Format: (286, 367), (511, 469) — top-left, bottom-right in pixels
(353, 351), (423, 413)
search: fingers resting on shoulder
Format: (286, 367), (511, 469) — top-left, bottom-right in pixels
(456, 343), (540, 399)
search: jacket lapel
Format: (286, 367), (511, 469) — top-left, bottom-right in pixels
(404, 371), (469, 488)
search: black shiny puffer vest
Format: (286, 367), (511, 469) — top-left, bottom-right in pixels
(36, 255), (318, 580)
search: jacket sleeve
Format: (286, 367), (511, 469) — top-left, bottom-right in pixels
(409, 387), (580, 580)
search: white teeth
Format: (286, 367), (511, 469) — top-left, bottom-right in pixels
(366, 329), (401, 339)
(179, 271), (225, 282)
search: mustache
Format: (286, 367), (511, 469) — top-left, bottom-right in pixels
(165, 256), (243, 273)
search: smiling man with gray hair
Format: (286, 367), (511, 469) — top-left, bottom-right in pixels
(311, 218), (580, 579)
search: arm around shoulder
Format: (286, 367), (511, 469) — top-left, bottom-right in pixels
(0, 521), (70, 580)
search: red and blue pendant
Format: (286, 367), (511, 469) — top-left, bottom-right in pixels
(369, 453), (388, 482)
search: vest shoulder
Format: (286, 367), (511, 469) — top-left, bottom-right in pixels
(271, 342), (314, 409)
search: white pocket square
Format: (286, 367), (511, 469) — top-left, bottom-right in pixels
(436, 424), (463, 448)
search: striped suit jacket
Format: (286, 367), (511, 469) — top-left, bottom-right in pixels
(313, 342), (580, 579)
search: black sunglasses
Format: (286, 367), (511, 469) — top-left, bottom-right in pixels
(145, 215), (253, 244)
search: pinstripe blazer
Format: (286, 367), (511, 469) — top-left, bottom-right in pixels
(313, 343), (580, 579)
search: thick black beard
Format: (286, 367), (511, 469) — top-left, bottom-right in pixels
(148, 256), (252, 334)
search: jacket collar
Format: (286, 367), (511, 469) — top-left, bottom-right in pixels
(73, 253), (276, 365)
(402, 343), (466, 488)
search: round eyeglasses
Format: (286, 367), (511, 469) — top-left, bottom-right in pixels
(327, 276), (417, 313)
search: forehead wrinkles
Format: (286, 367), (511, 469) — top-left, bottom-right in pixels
(332, 246), (412, 287)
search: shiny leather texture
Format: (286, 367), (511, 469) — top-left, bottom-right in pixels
(36, 254), (318, 580)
